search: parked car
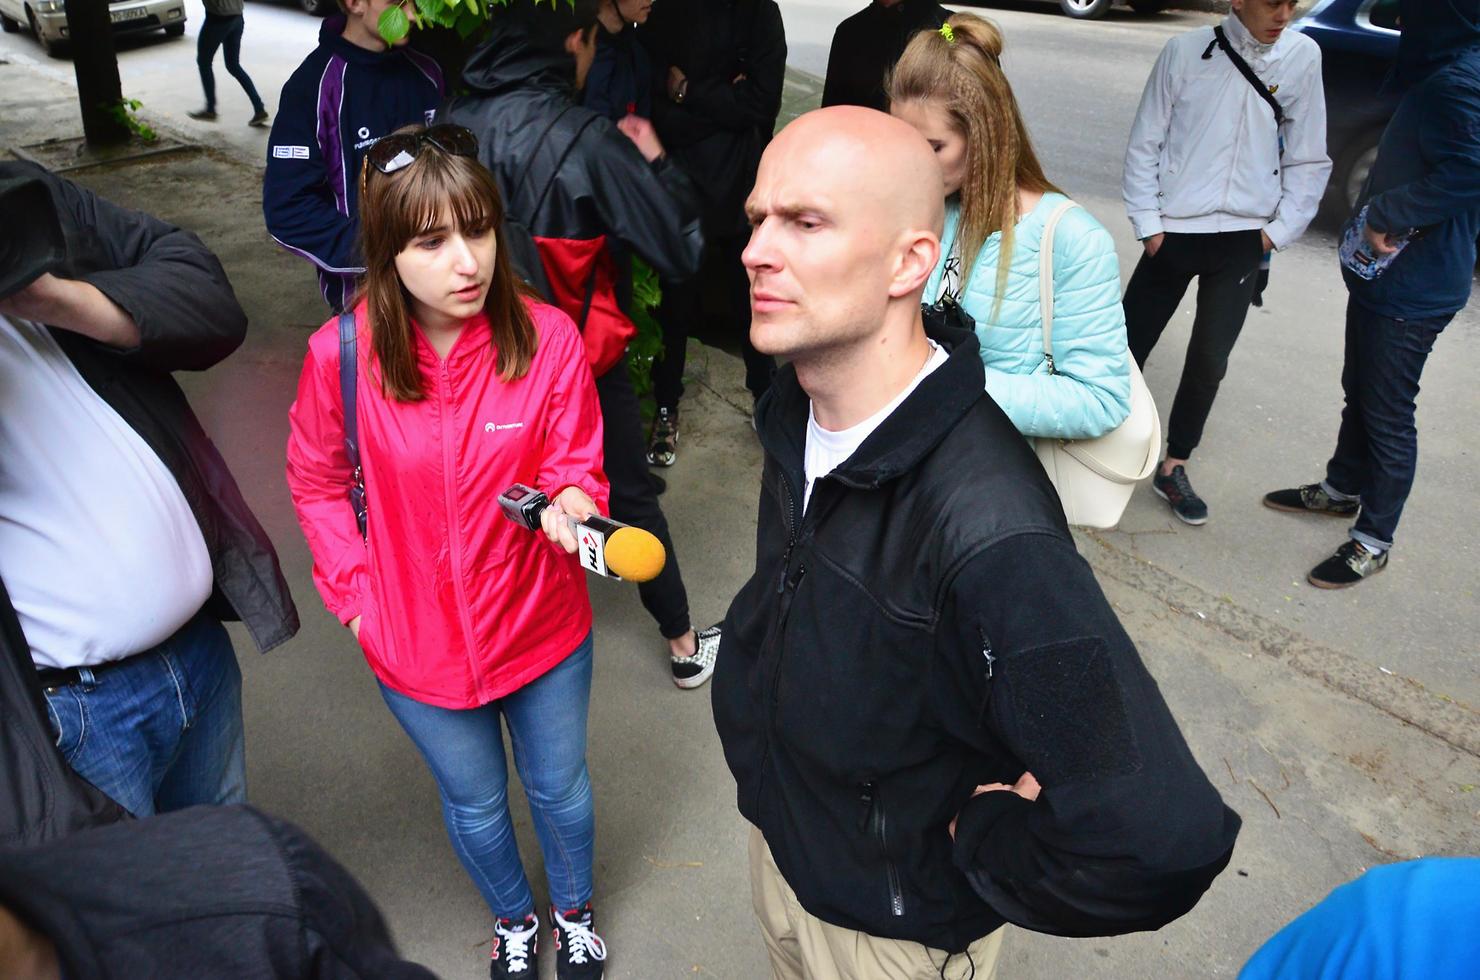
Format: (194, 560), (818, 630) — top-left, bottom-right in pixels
(1292, 0), (1402, 216)
(1036, 0), (1166, 19)
(0, 0), (186, 57)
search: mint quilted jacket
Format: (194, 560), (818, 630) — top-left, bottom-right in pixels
(926, 193), (1132, 440)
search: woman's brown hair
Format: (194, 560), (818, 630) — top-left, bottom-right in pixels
(356, 126), (537, 402)
(886, 13), (1061, 316)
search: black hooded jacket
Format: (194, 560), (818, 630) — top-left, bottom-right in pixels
(440, 15), (705, 355)
(712, 324), (1240, 952)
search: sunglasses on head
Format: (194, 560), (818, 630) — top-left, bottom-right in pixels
(365, 124), (479, 176)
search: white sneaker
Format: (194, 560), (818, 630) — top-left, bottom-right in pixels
(671, 624), (720, 689)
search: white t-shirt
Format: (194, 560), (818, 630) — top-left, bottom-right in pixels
(0, 315), (213, 669)
(803, 340), (949, 511)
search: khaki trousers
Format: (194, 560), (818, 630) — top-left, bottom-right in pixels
(748, 826), (1005, 980)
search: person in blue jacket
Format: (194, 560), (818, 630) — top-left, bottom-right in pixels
(1239, 858), (1480, 979)
(888, 13), (1130, 442)
(262, 0), (443, 313)
(1263, 0), (1480, 589)
(583, 0), (654, 122)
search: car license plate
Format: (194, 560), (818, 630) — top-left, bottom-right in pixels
(110, 7), (147, 22)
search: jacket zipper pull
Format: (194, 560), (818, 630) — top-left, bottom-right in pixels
(776, 540), (796, 595)
(858, 781), (876, 833)
(979, 627), (996, 681)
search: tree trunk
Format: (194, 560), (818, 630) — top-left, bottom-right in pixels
(64, 0), (130, 145)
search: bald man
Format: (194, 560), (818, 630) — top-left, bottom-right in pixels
(711, 108), (1240, 979)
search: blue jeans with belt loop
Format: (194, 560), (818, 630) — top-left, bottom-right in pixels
(42, 610), (246, 817)
(378, 632), (596, 920)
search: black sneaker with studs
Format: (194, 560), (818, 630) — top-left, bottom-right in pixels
(549, 902), (606, 980)
(1263, 483), (1360, 517)
(646, 406), (678, 467)
(1152, 463), (1209, 525)
(1308, 539), (1388, 589)
(490, 912), (538, 979)
(671, 624), (720, 690)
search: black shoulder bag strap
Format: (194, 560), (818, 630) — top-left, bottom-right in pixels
(338, 311), (367, 539)
(1203, 26), (1285, 129)
(526, 112), (604, 330)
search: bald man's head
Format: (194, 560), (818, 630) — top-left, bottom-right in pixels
(767, 108), (945, 238)
(742, 107), (944, 364)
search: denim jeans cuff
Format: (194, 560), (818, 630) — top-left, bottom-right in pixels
(1350, 529), (1391, 554)
(1320, 480), (1360, 503)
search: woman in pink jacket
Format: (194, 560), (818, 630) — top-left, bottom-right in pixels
(286, 125), (611, 980)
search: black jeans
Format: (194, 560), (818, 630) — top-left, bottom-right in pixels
(653, 233), (774, 411)
(596, 356), (691, 639)
(197, 13), (264, 114)
(1124, 229), (1264, 460)
(1324, 299), (1449, 550)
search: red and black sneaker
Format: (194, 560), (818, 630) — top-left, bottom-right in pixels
(489, 912), (538, 979)
(550, 902), (607, 979)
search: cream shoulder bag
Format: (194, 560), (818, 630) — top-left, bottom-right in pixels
(1033, 200), (1160, 529)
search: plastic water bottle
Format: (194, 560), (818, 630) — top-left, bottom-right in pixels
(1339, 205), (1413, 280)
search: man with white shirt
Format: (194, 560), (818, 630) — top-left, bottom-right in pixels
(0, 162), (298, 819)
(712, 107), (1238, 979)
(1122, 0), (1330, 525)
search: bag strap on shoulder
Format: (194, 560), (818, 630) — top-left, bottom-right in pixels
(1204, 26), (1285, 127)
(1037, 198), (1080, 375)
(337, 311), (368, 538)
(338, 311), (358, 474)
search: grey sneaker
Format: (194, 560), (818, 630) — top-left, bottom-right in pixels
(187, 107), (217, 121)
(671, 624), (719, 689)
(1264, 483), (1360, 517)
(1152, 464), (1208, 525)
(1309, 540), (1388, 589)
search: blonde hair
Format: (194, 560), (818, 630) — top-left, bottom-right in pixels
(887, 13), (1060, 315)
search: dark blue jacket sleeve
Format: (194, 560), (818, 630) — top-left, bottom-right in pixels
(262, 64), (364, 276)
(584, 44), (625, 121)
(1368, 74), (1480, 233)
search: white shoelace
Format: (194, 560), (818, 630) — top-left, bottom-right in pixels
(495, 919), (537, 972)
(554, 911), (608, 964)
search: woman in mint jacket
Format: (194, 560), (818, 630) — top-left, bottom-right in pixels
(889, 13), (1131, 440)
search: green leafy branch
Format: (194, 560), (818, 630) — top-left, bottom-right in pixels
(379, 0), (573, 46)
(626, 257), (665, 401)
(103, 98), (157, 143)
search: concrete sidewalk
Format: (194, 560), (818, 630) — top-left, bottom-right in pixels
(3, 57), (1478, 980)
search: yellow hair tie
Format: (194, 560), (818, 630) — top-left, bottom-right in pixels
(938, 22), (955, 43)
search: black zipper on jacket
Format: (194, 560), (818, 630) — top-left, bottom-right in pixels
(753, 468), (803, 818)
(860, 780), (906, 917)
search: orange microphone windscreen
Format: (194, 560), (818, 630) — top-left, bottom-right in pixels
(604, 525), (667, 583)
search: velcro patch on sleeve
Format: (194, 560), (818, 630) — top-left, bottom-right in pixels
(1004, 638), (1142, 785)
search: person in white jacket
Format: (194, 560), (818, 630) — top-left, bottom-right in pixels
(1121, 0), (1329, 525)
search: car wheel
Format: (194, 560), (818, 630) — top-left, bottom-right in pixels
(1339, 140), (1380, 216)
(1059, 0), (1115, 18)
(299, 0), (331, 16)
(1128, 0), (1163, 13)
(26, 7), (61, 57)
(164, 21), (184, 35)
(0, 12), (20, 32)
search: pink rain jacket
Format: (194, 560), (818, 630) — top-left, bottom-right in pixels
(286, 300), (608, 708)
